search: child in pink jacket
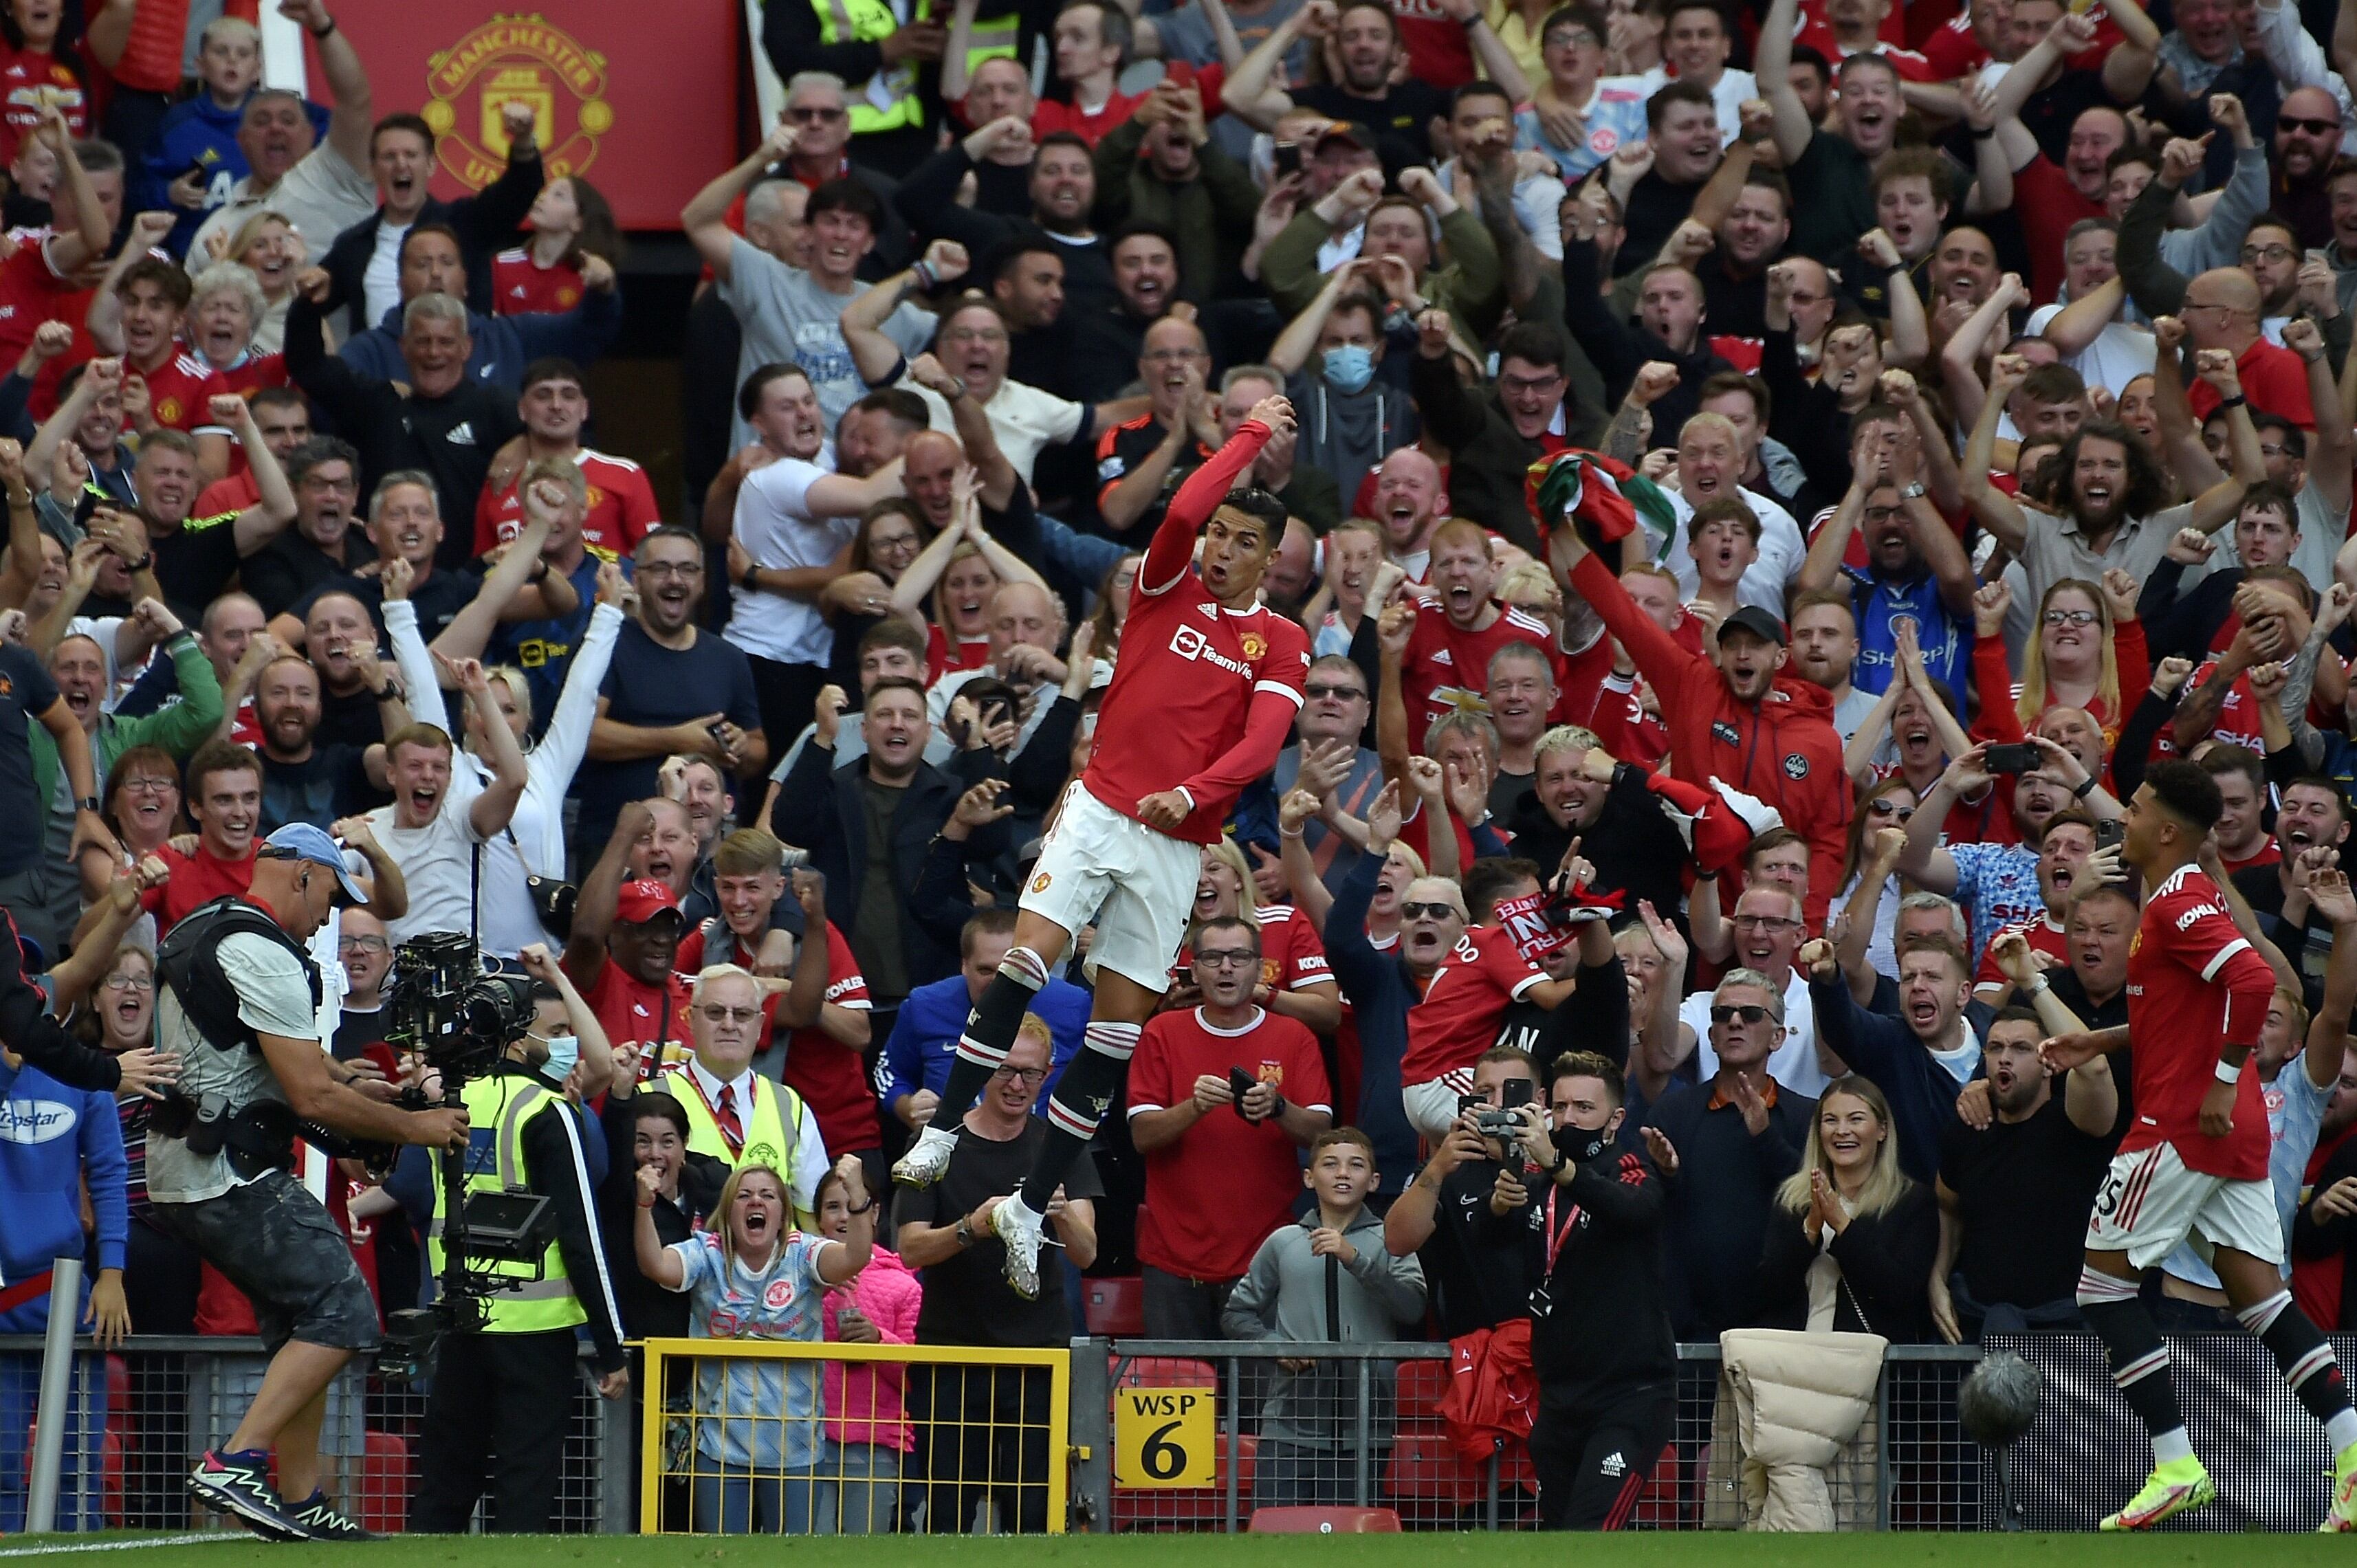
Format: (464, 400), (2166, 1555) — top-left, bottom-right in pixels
(817, 1167), (923, 1533)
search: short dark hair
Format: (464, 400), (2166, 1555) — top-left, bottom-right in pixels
(1740, 168), (1793, 215)
(1789, 44), (1831, 83)
(738, 361), (811, 423)
(1539, 3), (1608, 48)
(2238, 475), (2301, 521)
(398, 221), (463, 267)
(519, 357), (586, 398)
(372, 111), (436, 156)
(961, 907), (1019, 960)
(1645, 78), (1714, 132)
(1035, 129), (1093, 161)
(1193, 914), (1260, 956)
(1989, 1006), (2044, 1035)
(249, 384), (307, 417)
(807, 176), (885, 232)
(186, 738), (263, 801)
(2247, 415), (2305, 461)
(865, 675), (930, 709)
(2284, 775), (2352, 823)
(1462, 856), (1544, 923)
(1451, 80), (1513, 116)
(1220, 485), (1288, 536)
(849, 386), (930, 433)
(1496, 320), (1568, 373)
(285, 435), (361, 486)
(117, 257), (192, 309)
(1058, 0), (1132, 63)
(2036, 807), (2098, 849)
(857, 615), (928, 666)
(1111, 218), (1179, 258)
(1698, 369), (1770, 424)
(2200, 744), (2267, 794)
(2146, 758), (2224, 832)
(1550, 1049), (1625, 1108)
(988, 241), (1063, 289)
(2019, 363), (2086, 408)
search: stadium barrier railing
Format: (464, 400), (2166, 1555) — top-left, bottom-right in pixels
(0, 1333), (626, 1534)
(635, 1336), (1071, 1535)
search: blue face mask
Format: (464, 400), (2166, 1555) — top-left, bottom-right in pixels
(538, 1034), (580, 1086)
(1323, 344), (1376, 394)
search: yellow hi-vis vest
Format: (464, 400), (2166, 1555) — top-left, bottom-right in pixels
(809, 0), (1020, 135)
(660, 1067), (814, 1225)
(426, 1074), (584, 1334)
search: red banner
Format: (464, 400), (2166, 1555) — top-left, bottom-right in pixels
(320, 5), (741, 230)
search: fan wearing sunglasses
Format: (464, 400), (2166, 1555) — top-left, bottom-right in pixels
(1633, 967), (1817, 1340)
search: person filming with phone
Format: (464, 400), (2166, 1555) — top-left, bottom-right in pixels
(1381, 1044), (1539, 1336)
(1127, 916), (1332, 1338)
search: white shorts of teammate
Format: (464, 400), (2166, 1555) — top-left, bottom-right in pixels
(1403, 1070), (1478, 1141)
(1021, 780), (1199, 991)
(2085, 1142), (2285, 1270)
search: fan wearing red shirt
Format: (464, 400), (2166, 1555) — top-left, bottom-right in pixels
(1397, 877), (1573, 1138)
(0, 112), (116, 371)
(762, 869), (879, 1165)
(494, 173), (604, 318)
(1024, 1), (1145, 148)
(1128, 916), (1334, 1328)
(891, 397), (1310, 1301)
(2182, 265), (2317, 430)
(563, 804), (695, 1076)
(136, 741), (264, 929)
(473, 359), (661, 559)
(2045, 761), (2357, 1530)
(0, 22), (86, 168)
(1400, 519), (1559, 742)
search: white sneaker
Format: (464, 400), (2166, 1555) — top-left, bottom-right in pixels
(993, 1197), (1044, 1299)
(892, 1125), (956, 1186)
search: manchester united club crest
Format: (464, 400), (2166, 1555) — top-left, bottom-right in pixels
(422, 14), (612, 186)
(1239, 631), (1267, 662)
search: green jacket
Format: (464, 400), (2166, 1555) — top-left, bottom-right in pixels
(28, 631), (225, 808)
(1262, 206), (1504, 342)
(1091, 115), (1264, 302)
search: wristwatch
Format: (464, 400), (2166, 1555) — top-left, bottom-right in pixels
(1900, 481), (1926, 501)
(77, 795), (100, 813)
(954, 1216), (976, 1248)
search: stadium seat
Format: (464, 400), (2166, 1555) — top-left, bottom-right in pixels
(1248, 1505), (1403, 1532)
(1112, 1431), (1256, 1530)
(1085, 1275), (1145, 1337)
(1395, 1358), (1450, 1416)
(1384, 1430), (1482, 1510)
(356, 1431), (415, 1534)
(1115, 1354), (1220, 1389)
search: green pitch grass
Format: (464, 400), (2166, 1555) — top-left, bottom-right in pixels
(9, 1535), (2357, 1567)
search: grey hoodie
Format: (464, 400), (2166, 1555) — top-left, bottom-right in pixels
(1221, 1207), (1426, 1448)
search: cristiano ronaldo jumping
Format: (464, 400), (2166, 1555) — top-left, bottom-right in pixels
(890, 395), (1311, 1296)
(2041, 760), (2357, 1531)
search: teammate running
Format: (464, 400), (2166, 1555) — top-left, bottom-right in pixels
(2041, 760), (2357, 1531)
(890, 395), (1311, 1296)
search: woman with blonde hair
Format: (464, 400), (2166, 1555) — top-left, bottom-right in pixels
(1084, 553), (1141, 663)
(636, 1155), (876, 1534)
(218, 210), (302, 351)
(1757, 1074), (1938, 1341)
(1973, 573), (2148, 747)
(1184, 837), (1342, 1035)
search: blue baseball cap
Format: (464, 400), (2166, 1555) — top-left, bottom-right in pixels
(260, 823), (371, 906)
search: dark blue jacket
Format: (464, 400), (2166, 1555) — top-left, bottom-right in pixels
(143, 93), (329, 256)
(879, 971), (1090, 1116)
(1319, 852), (1421, 1195)
(1812, 971), (1986, 1186)
(319, 148), (543, 335)
(338, 289), (622, 393)
(0, 1056), (125, 1326)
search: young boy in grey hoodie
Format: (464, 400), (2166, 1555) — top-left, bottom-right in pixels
(1222, 1127), (1427, 1509)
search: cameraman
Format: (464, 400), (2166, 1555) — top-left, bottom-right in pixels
(1511, 1050), (1675, 1532)
(151, 825), (469, 1543)
(1381, 1045), (1537, 1336)
(410, 947), (631, 1534)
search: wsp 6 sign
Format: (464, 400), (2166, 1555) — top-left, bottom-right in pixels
(1113, 1387), (1217, 1486)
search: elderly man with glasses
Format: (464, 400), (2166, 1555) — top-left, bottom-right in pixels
(650, 961), (831, 1228)
(1641, 885), (1836, 1098)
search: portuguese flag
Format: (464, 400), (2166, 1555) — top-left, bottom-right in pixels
(1524, 450), (1676, 566)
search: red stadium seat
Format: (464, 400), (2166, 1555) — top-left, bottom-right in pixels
(355, 1431), (414, 1534)
(1249, 1505), (1403, 1532)
(1085, 1276), (1145, 1337)
(1395, 1359), (1450, 1416)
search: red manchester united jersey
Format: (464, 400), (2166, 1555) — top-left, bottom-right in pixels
(1128, 1005), (1333, 1279)
(2123, 864), (2279, 1179)
(474, 448), (664, 560)
(1081, 419), (1311, 843)
(139, 352), (231, 435)
(1401, 923), (1546, 1084)
(492, 248), (586, 316)
(1401, 598), (1557, 743)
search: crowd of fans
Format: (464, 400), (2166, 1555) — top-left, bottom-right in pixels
(17, 0), (2357, 1534)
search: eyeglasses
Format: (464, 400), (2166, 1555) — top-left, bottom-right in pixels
(2279, 117), (2341, 136)
(120, 776), (176, 795)
(1732, 914), (1799, 931)
(299, 474), (360, 493)
(639, 560), (703, 579)
(698, 1004), (762, 1025)
(1498, 373), (1564, 394)
(1399, 901), (1458, 920)
(1861, 505), (1904, 524)
(103, 974), (153, 992)
(990, 1065), (1048, 1084)
(2043, 608), (2100, 626)
(1709, 1003), (1775, 1024)
(1194, 949), (1260, 969)
(787, 104), (847, 122)
(1304, 682), (1367, 700)
(2240, 243), (2299, 265)
(1867, 799), (1916, 821)
(338, 934), (390, 953)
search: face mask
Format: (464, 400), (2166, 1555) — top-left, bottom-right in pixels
(1323, 344), (1376, 394)
(538, 1034), (580, 1086)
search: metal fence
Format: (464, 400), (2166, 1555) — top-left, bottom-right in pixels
(636, 1337), (1071, 1536)
(1070, 1338), (1991, 1533)
(0, 1334), (625, 1534)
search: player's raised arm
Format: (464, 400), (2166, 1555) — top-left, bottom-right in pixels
(1140, 396), (1294, 595)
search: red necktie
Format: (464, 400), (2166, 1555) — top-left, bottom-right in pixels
(715, 1084), (744, 1153)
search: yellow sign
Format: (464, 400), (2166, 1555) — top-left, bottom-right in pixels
(1114, 1387), (1216, 1488)
(423, 14), (611, 186)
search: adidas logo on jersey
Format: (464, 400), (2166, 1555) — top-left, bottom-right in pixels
(1599, 1451), (1625, 1478)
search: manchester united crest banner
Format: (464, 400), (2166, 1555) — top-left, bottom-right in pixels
(322, 6), (741, 229)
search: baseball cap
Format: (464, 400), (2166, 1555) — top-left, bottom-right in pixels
(1716, 606), (1788, 648)
(615, 879), (683, 925)
(259, 823), (370, 905)
(1313, 121), (1375, 153)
